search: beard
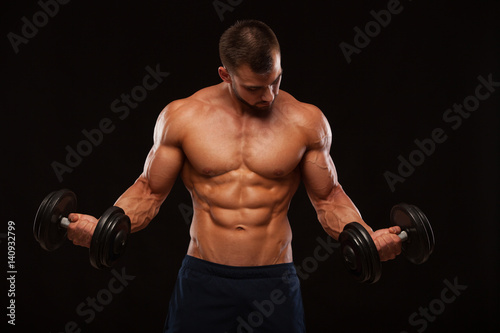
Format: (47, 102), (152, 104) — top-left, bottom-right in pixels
(231, 83), (276, 113)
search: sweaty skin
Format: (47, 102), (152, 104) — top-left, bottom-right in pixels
(67, 53), (402, 265)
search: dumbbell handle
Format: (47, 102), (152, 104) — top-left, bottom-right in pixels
(398, 230), (408, 242)
(60, 217), (71, 228)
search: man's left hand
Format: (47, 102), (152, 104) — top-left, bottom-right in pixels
(371, 226), (402, 261)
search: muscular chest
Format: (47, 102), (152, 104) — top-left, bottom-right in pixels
(182, 111), (306, 178)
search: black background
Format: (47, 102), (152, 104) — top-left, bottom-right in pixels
(2, 0), (499, 332)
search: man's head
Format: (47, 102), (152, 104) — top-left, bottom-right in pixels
(219, 20), (280, 74)
(218, 20), (282, 112)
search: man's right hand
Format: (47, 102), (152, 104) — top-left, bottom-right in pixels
(66, 214), (98, 248)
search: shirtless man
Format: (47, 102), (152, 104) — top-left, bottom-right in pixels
(66, 20), (402, 332)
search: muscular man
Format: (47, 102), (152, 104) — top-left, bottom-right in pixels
(67, 20), (402, 332)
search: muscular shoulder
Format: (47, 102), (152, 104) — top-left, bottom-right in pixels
(154, 86), (218, 146)
(279, 91), (332, 150)
(161, 87), (214, 119)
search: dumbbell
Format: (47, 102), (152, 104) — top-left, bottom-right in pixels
(339, 203), (435, 284)
(33, 189), (131, 269)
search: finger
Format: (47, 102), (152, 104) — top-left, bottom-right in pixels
(68, 213), (80, 222)
(66, 215), (96, 248)
(376, 226), (399, 236)
(387, 234), (402, 257)
(374, 236), (387, 253)
(378, 234), (402, 261)
(389, 226), (401, 234)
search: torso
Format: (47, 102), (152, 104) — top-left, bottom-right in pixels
(174, 83), (316, 266)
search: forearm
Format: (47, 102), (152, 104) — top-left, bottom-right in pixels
(313, 184), (373, 240)
(114, 175), (166, 233)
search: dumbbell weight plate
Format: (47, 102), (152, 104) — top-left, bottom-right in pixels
(413, 206), (435, 256)
(339, 222), (381, 284)
(390, 203), (435, 265)
(89, 206), (120, 269)
(34, 189), (77, 251)
(89, 206), (130, 269)
(101, 213), (130, 268)
(34, 191), (56, 244)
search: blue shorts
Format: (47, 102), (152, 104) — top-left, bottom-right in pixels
(163, 255), (305, 332)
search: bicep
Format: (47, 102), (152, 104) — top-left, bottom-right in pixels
(301, 147), (339, 202)
(299, 106), (365, 234)
(113, 106), (184, 231)
(299, 104), (340, 201)
(142, 143), (184, 199)
(141, 104), (185, 199)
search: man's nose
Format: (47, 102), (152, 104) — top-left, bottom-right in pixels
(261, 86), (274, 102)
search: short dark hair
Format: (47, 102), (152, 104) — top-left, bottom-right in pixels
(219, 20), (280, 74)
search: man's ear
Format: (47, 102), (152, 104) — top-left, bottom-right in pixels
(218, 66), (232, 83)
